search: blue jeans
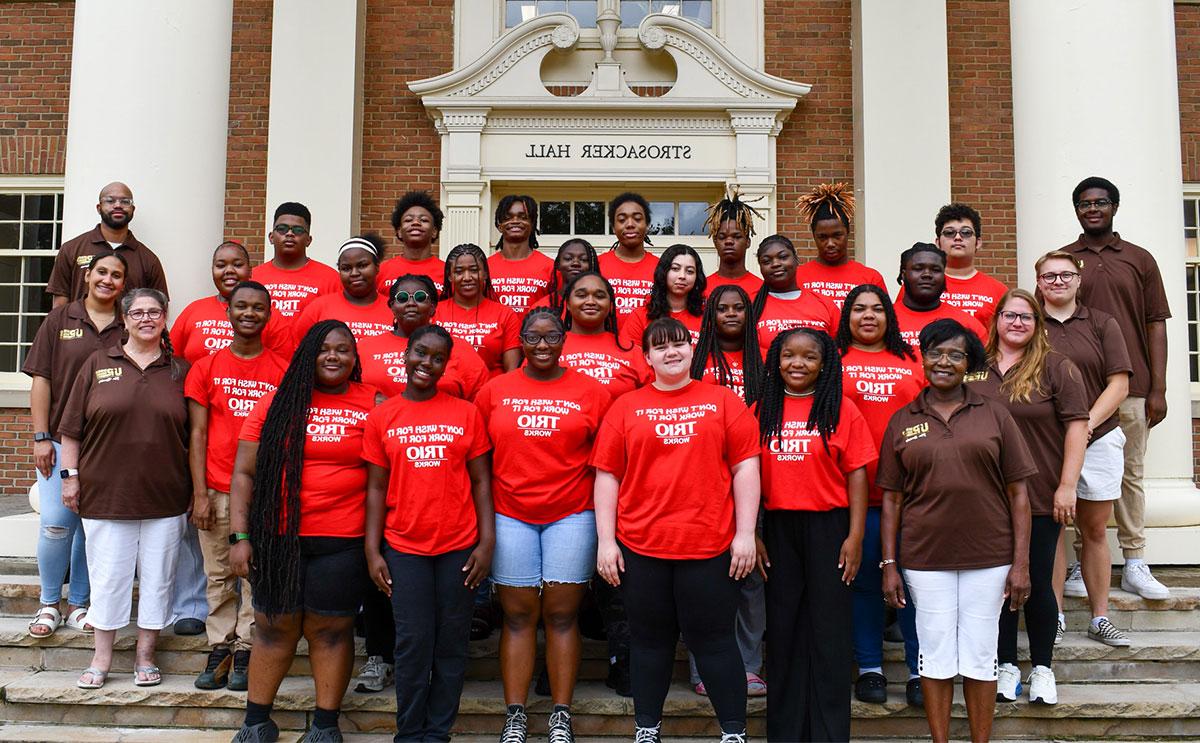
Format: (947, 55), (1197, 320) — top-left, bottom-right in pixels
(37, 442), (89, 607)
(851, 507), (918, 675)
(170, 522), (209, 623)
(492, 510), (597, 587)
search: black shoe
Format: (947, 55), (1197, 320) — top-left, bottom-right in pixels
(301, 726), (343, 742)
(228, 649), (250, 691)
(883, 619), (903, 643)
(605, 658), (632, 697)
(906, 677), (924, 708)
(854, 671), (887, 704)
(174, 617), (206, 636)
(534, 667), (551, 696)
(469, 604), (494, 641)
(195, 647), (232, 690)
(231, 720), (279, 743)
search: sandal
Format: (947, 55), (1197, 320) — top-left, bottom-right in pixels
(746, 672), (768, 697)
(133, 665), (162, 687)
(28, 606), (62, 638)
(65, 607), (94, 634)
(77, 667), (108, 689)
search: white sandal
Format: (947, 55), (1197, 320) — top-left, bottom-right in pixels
(28, 606), (62, 638)
(65, 607), (93, 634)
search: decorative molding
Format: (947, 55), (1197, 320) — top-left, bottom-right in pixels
(727, 111), (778, 131)
(484, 115), (732, 133)
(441, 110), (490, 130)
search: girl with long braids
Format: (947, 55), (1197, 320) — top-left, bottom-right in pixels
(228, 320), (378, 742)
(835, 284), (925, 708)
(597, 192), (658, 327)
(560, 271), (650, 399)
(794, 183), (886, 309)
(752, 234), (840, 355)
(703, 189), (763, 297)
(757, 327), (873, 741)
(531, 238), (600, 313)
(437, 242), (523, 373)
(619, 244), (706, 348)
(363, 324), (494, 742)
(378, 190), (446, 295)
(690, 284), (763, 405)
(489, 194), (555, 313)
(293, 235), (394, 344)
(58, 288), (190, 689)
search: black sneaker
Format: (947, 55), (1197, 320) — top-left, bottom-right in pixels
(605, 657), (632, 697)
(228, 649), (250, 691)
(547, 708), (575, 743)
(300, 726), (343, 742)
(195, 647), (232, 690)
(500, 704), (528, 743)
(854, 671), (887, 704)
(906, 677), (924, 708)
(534, 667), (551, 696)
(231, 720), (279, 743)
(633, 723), (661, 743)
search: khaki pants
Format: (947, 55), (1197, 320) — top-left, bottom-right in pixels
(1073, 396), (1148, 559)
(196, 489), (254, 650)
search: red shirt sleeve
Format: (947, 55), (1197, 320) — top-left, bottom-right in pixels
(723, 397), (761, 466)
(238, 389), (274, 442)
(361, 406), (388, 468)
(500, 306), (522, 353)
(170, 303), (195, 360)
(466, 405), (492, 460)
(839, 400), (879, 474)
(589, 401), (628, 477)
(183, 355), (212, 406)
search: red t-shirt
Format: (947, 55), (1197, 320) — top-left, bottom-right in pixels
(897, 271), (1008, 331)
(839, 346), (926, 506)
(361, 392), (491, 555)
(698, 348), (749, 402)
(761, 396), (876, 511)
(291, 292), (394, 346)
(755, 290), (841, 354)
(170, 295), (292, 364)
(892, 300), (988, 348)
(435, 298), (522, 373)
(704, 271), (763, 299)
(590, 381), (760, 560)
(377, 255), (445, 296)
(184, 348), (289, 492)
(618, 305), (703, 348)
(794, 260), (888, 309)
(240, 382), (377, 537)
(251, 259), (341, 319)
(560, 331), (650, 399)
(476, 369), (612, 524)
(488, 251), (555, 314)
(597, 251), (658, 326)
(357, 331), (489, 401)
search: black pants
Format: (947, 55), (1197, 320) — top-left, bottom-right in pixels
(363, 577), (396, 658)
(764, 509), (853, 743)
(619, 543), (746, 733)
(999, 515), (1060, 668)
(592, 575), (629, 666)
(385, 544), (475, 743)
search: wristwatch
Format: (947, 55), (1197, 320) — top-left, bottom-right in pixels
(228, 532), (250, 545)
(33, 432), (51, 442)
(59, 468), (78, 479)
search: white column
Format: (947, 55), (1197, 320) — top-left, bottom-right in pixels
(62, 1), (233, 318)
(851, 0), (951, 281)
(264, 0), (366, 266)
(438, 109), (490, 250)
(1011, 0), (1199, 557)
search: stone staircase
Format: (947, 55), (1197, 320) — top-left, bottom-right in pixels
(0, 561), (1195, 741)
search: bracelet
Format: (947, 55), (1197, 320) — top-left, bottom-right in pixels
(879, 559), (897, 569)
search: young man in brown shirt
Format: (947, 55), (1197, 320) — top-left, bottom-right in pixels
(1062, 176), (1171, 600)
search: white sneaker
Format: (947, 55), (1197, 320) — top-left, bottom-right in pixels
(1063, 561), (1087, 597)
(996, 662), (1022, 702)
(1027, 665), (1057, 705)
(1121, 562), (1171, 600)
(1054, 614), (1065, 645)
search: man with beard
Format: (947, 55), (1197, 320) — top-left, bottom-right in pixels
(891, 242), (987, 348)
(47, 182), (169, 308)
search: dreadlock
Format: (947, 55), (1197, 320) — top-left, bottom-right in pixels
(646, 244), (706, 320)
(440, 243), (495, 301)
(546, 238), (598, 312)
(756, 328), (843, 454)
(249, 320), (362, 616)
(835, 283), (916, 362)
(751, 234), (798, 324)
(704, 186), (764, 241)
(121, 287), (182, 382)
(561, 271), (630, 351)
(690, 284), (763, 405)
(494, 194), (540, 251)
(798, 182), (855, 231)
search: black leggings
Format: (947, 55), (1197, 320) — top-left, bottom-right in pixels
(999, 515), (1060, 668)
(618, 543), (746, 734)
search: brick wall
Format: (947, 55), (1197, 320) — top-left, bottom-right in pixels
(223, 0), (273, 261)
(1180, 3), (1199, 185)
(0, 1), (72, 175)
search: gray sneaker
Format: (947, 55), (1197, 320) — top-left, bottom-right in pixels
(353, 655), (394, 693)
(1088, 617), (1131, 647)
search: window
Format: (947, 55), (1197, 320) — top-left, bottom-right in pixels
(504, 0), (712, 28)
(1185, 188), (1200, 384)
(620, 0), (712, 28)
(0, 184), (62, 374)
(506, 0), (598, 27)
(535, 197), (710, 240)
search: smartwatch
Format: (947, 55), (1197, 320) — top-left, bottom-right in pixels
(228, 532), (250, 545)
(60, 468), (78, 479)
(33, 432), (52, 442)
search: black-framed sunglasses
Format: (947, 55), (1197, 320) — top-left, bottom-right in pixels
(273, 224), (308, 236)
(393, 290), (431, 303)
(521, 332), (564, 345)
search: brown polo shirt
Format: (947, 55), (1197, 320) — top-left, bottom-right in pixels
(45, 225), (169, 302)
(57, 344), (191, 520)
(21, 300), (124, 440)
(968, 354), (1091, 516)
(1045, 304), (1132, 442)
(1063, 233), (1169, 398)
(876, 386), (1038, 571)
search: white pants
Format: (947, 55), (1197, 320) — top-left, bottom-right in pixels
(904, 564), (1010, 681)
(1076, 426), (1126, 501)
(82, 515), (185, 631)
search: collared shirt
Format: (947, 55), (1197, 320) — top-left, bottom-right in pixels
(1063, 233), (1170, 397)
(46, 225), (169, 301)
(1044, 304), (1132, 442)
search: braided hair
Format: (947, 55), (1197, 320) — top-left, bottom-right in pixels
(120, 287), (182, 382)
(522, 306), (566, 336)
(249, 320), (361, 616)
(561, 271), (631, 351)
(690, 284), (763, 405)
(440, 243), (495, 301)
(704, 187), (764, 241)
(835, 284), (916, 361)
(546, 238), (598, 312)
(797, 182), (855, 231)
(494, 194), (539, 251)
(646, 244), (706, 320)
(751, 234), (798, 324)
(756, 328), (842, 454)
(896, 242), (947, 288)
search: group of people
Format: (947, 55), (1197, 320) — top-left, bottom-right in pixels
(21, 175), (1171, 743)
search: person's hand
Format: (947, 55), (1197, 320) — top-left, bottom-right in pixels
(1146, 389), (1168, 428)
(882, 564), (906, 608)
(34, 440), (55, 479)
(190, 490), (213, 531)
(729, 532), (756, 580)
(838, 535), (862, 585)
(462, 541), (492, 590)
(61, 476), (80, 514)
(1005, 564), (1031, 611)
(230, 541), (253, 578)
(597, 539), (625, 587)
(755, 535), (770, 581)
(1052, 484), (1077, 525)
(368, 551), (392, 597)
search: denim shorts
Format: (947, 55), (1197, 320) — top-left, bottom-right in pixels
(492, 510), (597, 587)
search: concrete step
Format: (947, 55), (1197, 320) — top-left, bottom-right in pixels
(1059, 587), (1200, 630)
(0, 574), (139, 617)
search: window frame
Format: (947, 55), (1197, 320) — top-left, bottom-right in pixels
(501, 0), (718, 32)
(1185, 184), (1200, 405)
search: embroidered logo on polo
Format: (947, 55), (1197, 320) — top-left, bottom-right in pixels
(902, 422), (929, 443)
(59, 328), (84, 341)
(75, 255), (93, 266)
(385, 423), (464, 468)
(94, 366), (123, 384)
(964, 371), (988, 383)
(635, 402), (717, 445)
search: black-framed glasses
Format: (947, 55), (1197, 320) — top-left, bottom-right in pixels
(127, 308), (164, 321)
(521, 332), (564, 345)
(273, 224), (308, 236)
(926, 349), (967, 363)
(998, 310), (1035, 324)
(394, 290), (430, 304)
(940, 227), (975, 239)
(1038, 271), (1079, 284)
(1075, 199), (1113, 211)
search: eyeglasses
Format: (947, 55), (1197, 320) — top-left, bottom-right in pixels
(273, 224), (308, 236)
(127, 308), (164, 321)
(393, 290), (430, 304)
(100, 197), (133, 207)
(521, 332), (564, 345)
(1038, 271), (1079, 284)
(998, 310), (1035, 324)
(926, 349), (967, 363)
(1075, 199), (1113, 211)
(940, 227), (975, 239)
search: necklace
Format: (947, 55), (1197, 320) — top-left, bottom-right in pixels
(784, 389), (815, 398)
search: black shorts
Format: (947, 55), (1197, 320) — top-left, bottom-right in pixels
(253, 536), (368, 617)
